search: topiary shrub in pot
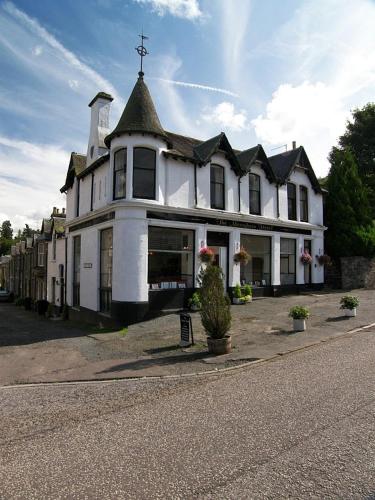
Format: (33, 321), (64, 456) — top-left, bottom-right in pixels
(232, 283), (244, 305)
(200, 265), (232, 355)
(340, 295), (359, 317)
(289, 306), (310, 332)
(188, 292), (202, 311)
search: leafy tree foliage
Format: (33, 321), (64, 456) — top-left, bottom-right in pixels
(200, 264), (231, 339)
(325, 148), (375, 258)
(337, 103), (375, 216)
(0, 220), (13, 240)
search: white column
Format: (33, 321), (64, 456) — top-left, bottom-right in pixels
(195, 225), (206, 287)
(112, 207), (148, 302)
(271, 234), (280, 286)
(312, 233), (324, 283)
(296, 235), (305, 284)
(230, 229), (241, 287)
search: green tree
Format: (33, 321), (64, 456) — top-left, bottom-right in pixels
(200, 265), (231, 339)
(326, 148), (375, 258)
(0, 220), (13, 240)
(337, 103), (375, 216)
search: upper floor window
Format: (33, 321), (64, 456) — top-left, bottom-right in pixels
(300, 185), (308, 222)
(249, 173), (261, 215)
(210, 164), (225, 210)
(52, 233), (56, 261)
(287, 182), (297, 220)
(37, 243), (45, 267)
(133, 147), (156, 199)
(113, 148), (127, 200)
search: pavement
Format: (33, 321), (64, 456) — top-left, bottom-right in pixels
(1, 323), (375, 498)
(0, 288), (374, 384)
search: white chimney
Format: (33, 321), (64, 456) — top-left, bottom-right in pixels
(292, 141), (297, 150)
(86, 92), (113, 167)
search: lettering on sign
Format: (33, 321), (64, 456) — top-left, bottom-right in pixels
(180, 313), (194, 347)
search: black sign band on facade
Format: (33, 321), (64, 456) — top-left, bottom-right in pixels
(69, 212), (115, 233)
(147, 211), (312, 236)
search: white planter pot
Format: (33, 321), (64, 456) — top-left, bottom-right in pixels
(190, 304), (200, 312)
(344, 308), (356, 317)
(293, 318), (306, 331)
(232, 297), (243, 305)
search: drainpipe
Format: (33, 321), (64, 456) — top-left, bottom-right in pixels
(194, 163), (198, 206)
(276, 184), (280, 218)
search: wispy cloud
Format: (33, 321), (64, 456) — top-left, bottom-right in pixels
(134, 0), (202, 20)
(150, 77), (238, 97)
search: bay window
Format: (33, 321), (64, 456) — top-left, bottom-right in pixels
(113, 148), (126, 200)
(133, 147), (156, 199)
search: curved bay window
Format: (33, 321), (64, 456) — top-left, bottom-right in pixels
(148, 227), (194, 289)
(210, 164), (225, 210)
(287, 182), (297, 220)
(133, 147), (156, 199)
(113, 148), (127, 199)
(300, 185), (308, 222)
(249, 173), (261, 215)
(240, 235), (271, 286)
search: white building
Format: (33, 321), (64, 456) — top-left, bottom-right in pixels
(46, 208), (66, 312)
(61, 71), (325, 325)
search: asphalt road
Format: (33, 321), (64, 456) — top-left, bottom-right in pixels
(1, 327), (375, 499)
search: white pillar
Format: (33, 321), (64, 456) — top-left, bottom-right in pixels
(271, 234), (280, 286)
(296, 235), (305, 285)
(230, 229), (241, 287)
(312, 233), (324, 283)
(195, 225), (206, 287)
(112, 207), (148, 302)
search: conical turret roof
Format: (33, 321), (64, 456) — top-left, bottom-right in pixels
(105, 73), (166, 147)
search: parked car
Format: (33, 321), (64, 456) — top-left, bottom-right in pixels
(0, 289), (11, 302)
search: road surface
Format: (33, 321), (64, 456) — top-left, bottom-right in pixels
(1, 327), (375, 498)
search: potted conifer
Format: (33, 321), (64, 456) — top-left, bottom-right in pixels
(340, 295), (359, 317)
(188, 292), (201, 311)
(200, 265), (232, 355)
(289, 306), (310, 332)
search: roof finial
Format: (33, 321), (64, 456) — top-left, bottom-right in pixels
(135, 30), (149, 78)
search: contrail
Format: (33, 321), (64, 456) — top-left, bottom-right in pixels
(152, 77), (238, 97)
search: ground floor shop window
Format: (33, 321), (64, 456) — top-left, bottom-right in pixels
(148, 227), (194, 289)
(240, 235), (271, 286)
(100, 228), (113, 313)
(280, 238), (296, 285)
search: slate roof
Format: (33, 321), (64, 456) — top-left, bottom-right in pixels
(105, 73), (167, 147)
(236, 145), (277, 182)
(60, 153), (87, 192)
(88, 92), (113, 108)
(269, 147), (322, 193)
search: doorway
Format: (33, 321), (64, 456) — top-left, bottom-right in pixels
(207, 232), (229, 290)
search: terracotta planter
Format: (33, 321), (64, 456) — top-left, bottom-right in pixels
(293, 318), (306, 332)
(207, 335), (232, 355)
(343, 308), (356, 317)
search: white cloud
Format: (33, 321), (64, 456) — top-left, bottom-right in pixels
(68, 79), (79, 90)
(0, 136), (69, 230)
(251, 0), (375, 176)
(134, 0), (202, 19)
(32, 45), (42, 56)
(201, 102), (248, 132)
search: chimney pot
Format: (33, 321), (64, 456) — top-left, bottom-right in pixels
(292, 141), (297, 150)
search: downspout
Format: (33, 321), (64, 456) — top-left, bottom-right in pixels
(90, 173), (95, 211)
(238, 178), (241, 213)
(276, 183), (280, 218)
(194, 163), (198, 207)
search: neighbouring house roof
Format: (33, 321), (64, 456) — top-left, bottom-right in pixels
(269, 147), (322, 193)
(104, 73), (167, 147)
(77, 153), (110, 180)
(60, 152), (87, 192)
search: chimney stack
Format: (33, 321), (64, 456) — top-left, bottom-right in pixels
(87, 92), (114, 167)
(292, 141), (297, 150)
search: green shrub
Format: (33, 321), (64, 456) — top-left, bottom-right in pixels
(340, 295), (359, 310)
(188, 292), (202, 309)
(233, 283), (242, 299)
(200, 265), (231, 339)
(289, 306), (310, 320)
(242, 284), (252, 296)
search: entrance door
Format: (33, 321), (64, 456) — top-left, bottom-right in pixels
(210, 246), (227, 289)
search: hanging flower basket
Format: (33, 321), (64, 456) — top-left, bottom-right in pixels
(199, 247), (214, 263)
(233, 247), (250, 265)
(316, 254), (332, 266)
(300, 251), (313, 265)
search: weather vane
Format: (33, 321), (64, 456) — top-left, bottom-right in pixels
(135, 31), (149, 76)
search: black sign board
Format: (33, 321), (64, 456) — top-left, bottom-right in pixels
(180, 313), (194, 346)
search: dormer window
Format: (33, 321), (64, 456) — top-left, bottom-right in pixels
(300, 185), (308, 222)
(287, 182), (297, 220)
(210, 164), (225, 210)
(249, 173), (261, 215)
(133, 147), (156, 200)
(113, 148), (127, 200)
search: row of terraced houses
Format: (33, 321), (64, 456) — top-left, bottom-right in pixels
(0, 69), (326, 325)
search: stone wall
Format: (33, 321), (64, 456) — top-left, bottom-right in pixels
(340, 256), (375, 290)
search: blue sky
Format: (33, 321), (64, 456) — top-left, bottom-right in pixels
(1, 0), (375, 230)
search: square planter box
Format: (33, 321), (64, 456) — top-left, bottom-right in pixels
(293, 318), (306, 331)
(343, 308), (357, 317)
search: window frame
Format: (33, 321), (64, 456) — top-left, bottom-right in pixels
(99, 227), (113, 314)
(113, 148), (127, 200)
(37, 243), (45, 267)
(132, 147), (156, 200)
(280, 237), (296, 285)
(210, 164), (225, 210)
(299, 185), (309, 222)
(249, 173), (261, 215)
(287, 182), (297, 221)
